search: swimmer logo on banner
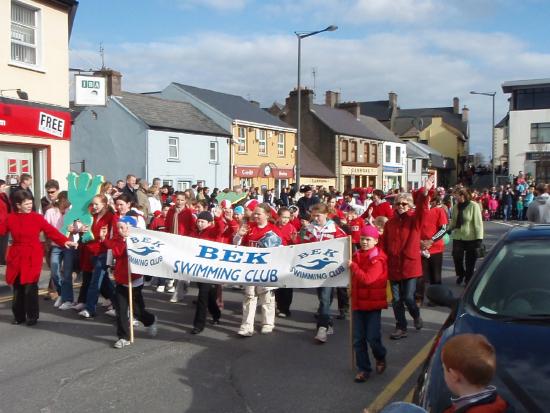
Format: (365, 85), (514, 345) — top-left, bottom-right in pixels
(126, 227), (350, 288)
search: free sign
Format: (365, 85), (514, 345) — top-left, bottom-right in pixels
(38, 112), (65, 138)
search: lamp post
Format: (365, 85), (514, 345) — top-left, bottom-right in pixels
(295, 25), (338, 192)
(470, 90), (496, 186)
(0, 88), (29, 100)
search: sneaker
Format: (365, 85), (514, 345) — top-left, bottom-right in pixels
(72, 302), (85, 311)
(104, 309), (117, 318)
(58, 301), (74, 310)
(327, 325), (334, 335)
(414, 317), (424, 330)
(147, 317), (158, 337)
(169, 291), (180, 303)
(261, 325), (273, 334)
(314, 327), (328, 343)
(113, 338), (131, 349)
(390, 328), (408, 340)
(156, 285), (165, 293)
(78, 309), (93, 319)
(237, 327), (254, 337)
(132, 320), (140, 327)
(277, 312), (287, 318)
(53, 296), (63, 308)
(167, 286), (176, 293)
(100, 298), (112, 308)
(166, 279), (175, 288)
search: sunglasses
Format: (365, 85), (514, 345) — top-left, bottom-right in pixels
(396, 202), (409, 207)
(47, 190), (57, 194)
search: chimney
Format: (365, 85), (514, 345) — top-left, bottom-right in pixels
(462, 105), (469, 122)
(388, 91), (398, 109)
(325, 90), (340, 108)
(339, 102), (361, 120)
(93, 69), (122, 96)
(286, 88), (313, 127)
(453, 97), (460, 114)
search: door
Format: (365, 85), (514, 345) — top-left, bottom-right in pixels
(0, 144), (34, 186)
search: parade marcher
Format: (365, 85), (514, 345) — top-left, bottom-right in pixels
(361, 189), (393, 222)
(349, 224), (388, 383)
(0, 179), (11, 266)
(40, 179), (60, 214)
(274, 207), (298, 318)
(301, 203), (347, 343)
(0, 190), (76, 325)
(100, 216), (157, 349)
(382, 176), (434, 340)
(148, 205), (169, 231)
(189, 209), (225, 334)
(234, 203), (282, 336)
(448, 188), (483, 286)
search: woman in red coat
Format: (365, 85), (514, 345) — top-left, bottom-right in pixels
(382, 176), (434, 340)
(0, 191), (76, 325)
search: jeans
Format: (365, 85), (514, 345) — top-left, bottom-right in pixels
(60, 248), (77, 303)
(50, 246), (64, 295)
(316, 287), (334, 328)
(503, 204), (512, 221)
(85, 253), (114, 315)
(390, 278), (420, 331)
(353, 310), (386, 374)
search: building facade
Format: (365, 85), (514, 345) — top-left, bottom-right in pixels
(0, 0), (77, 199)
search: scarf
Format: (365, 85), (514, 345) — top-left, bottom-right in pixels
(455, 200), (470, 229)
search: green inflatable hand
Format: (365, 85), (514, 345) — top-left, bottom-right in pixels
(61, 172), (104, 243)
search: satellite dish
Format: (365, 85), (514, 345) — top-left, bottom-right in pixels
(412, 117), (424, 131)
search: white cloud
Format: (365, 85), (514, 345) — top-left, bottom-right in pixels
(174, 0), (247, 11)
(70, 27), (550, 155)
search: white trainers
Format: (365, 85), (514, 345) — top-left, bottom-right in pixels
(237, 327), (254, 337)
(132, 320), (140, 327)
(167, 286), (176, 293)
(113, 338), (131, 349)
(314, 327), (328, 343)
(53, 296), (63, 308)
(156, 285), (165, 293)
(72, 302), (85, 311)
(147, 317), (158, 337)
(261, 325), (274, 334)
(327, 325), (334, 335)
(104, 309), (116, 318)
(78, 309), (93, 319)
(58, 301), (74, 310)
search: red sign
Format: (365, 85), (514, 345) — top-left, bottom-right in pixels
(20, 159), (30, 173)
(0, 101), (71, 140)
(8, 159), (17, 174)
(234, 166), (259, 178)
(273, 167), (294, 179)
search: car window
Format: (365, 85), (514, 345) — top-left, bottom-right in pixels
(472, 240), (550, 318)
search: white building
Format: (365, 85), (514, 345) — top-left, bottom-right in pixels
(502, 79), (550, 181)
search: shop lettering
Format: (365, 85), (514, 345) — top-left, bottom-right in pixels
(242, 169), (254, 176)
(81, 80), (101, 89)
(196, 245), (270, 264)
(0, 119), (5, 126)
(38, 112), (65, 138)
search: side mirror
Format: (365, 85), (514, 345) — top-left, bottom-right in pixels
(427, 285), (459, 308)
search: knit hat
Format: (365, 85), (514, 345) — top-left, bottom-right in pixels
(360, 224), (379, 239)
(245, 199), (259, 211)
(219, 199), (232, 209)
(119, 216), (137, 227)
(234, 205), (244, 215)
(197, 211), (213, 222)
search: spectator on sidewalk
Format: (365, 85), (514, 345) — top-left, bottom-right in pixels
(526, 183), (550, 223)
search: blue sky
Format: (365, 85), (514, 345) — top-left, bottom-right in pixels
(70, 0), (550, 157)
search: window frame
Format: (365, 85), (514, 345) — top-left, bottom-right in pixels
(257, 129), (267, 155)
(209, 141), (219, 163)
(370, 143), (378, 165)
(395, 146), (401, 164)
(237, 127), (247, 153)
(277, 132), (285, 157)
(530, 122), (550, 144)
(411, 159), (417, 173)
(10, 1), (40, 68)
(385, 145), (391, 163)
(341, 140), (349, 162)
(351, 141), (357, 162)
(167, 137), (179, 161)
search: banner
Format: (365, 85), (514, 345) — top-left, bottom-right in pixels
(126, 228), (350, 288)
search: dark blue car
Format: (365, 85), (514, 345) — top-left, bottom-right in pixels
(414, 224), (550, 413)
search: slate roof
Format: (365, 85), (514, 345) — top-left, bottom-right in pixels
(392, 117), (433, 136)
(406, 142), (428, 159)
(301, 144), (335, 178)
(115, 92), (231, 136)
(358, 100), (392, 121)
(495, 114), (509, 128)
(172, 83), (292, 129)
(359, 115), (403, 143)
(397, 108), (468, 137)
(311, 104), (380, 139)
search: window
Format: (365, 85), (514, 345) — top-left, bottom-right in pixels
(364, 143), (369, 163)
(240, 178), (253, 189)
(515, 88), (550, 111)
(11, 2), (38, 66)
(370, 143), (378, 164)
(530, 123), (550, 144)
(351, 141), (357, 162)
(277, 132), (285, 157)
(395, 147), (401, 164)
(178, 181), (191, 191)
(385, 145), (391, 163)
(411, 159), (417, 173)
(162, 180), (173, 187)
(168, 137), (179, 160)
(237, 127), (247, 153)
(257, 129), (267, 155)
(209, 141), (219, 162)
(341, 140), (348, 162)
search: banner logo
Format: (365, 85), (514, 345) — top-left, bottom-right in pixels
(128, 236), (164, 267)
(291, 248), (345, 281)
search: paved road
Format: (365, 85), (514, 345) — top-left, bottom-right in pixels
(0, 222), (511, 413)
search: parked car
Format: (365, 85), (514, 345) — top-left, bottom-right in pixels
(414, 224), (550, 413)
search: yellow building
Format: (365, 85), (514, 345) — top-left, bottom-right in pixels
(0, 0), (77, 196)
(159, 83), (296, 194)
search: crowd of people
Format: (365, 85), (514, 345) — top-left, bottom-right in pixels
(0, 171), (524, 411)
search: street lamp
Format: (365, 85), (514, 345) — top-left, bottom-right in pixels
(470, 90), (496, 186)
(295, 25), (338, 192)
(0, 88), (29, 100)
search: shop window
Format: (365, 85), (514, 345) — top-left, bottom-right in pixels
(11, 2), (39, 66)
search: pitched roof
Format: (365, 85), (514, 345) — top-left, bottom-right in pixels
(172, 83), (292, 129)
(406, 142), (428, 159)
(358, 100), (392, 121)
(359, 115), (403, 143)
(392, 117), (433, 136)
(301, 144), (335, 178)
(397, 107), (468, 136)
(495, 113), (509, 128)
(115, 92), (231, 136)
(311, 104), (380, 139)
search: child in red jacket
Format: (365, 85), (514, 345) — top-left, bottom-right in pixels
(348, 224), (388, 383)
(100, 216), (157, 349)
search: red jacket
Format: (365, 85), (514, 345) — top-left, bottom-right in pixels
(148, 215), (167, 231)
(348, 217), (366, 244)
(277, 222), (298, 246)
(220, 217), (239, 244)
(300, 220), (347, 243)
(241, 222), (281, 247)
(165, 206), (195, 235)
(443, 394), (509, 413)
(361, 200), (393, 220)
(382, 191), (428, 281)
(189, 217), (225, 242)
(421, 206), (448, 255)
(102, 236), (140, 285)
(0, 212), (69, 285)
(350, 246), (388, 311)
(83, 211), (115, 256)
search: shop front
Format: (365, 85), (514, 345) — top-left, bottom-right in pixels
(341, 165), (379, 192)
(233, 164), (294, 195)
(0, 98), (71, 200)
(383, 166), (404, 191)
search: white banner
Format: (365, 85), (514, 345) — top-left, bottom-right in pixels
(126, 228), (351, 288)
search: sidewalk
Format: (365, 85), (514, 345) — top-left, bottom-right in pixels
(0, 263), (51, 297)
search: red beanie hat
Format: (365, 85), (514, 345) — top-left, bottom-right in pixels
(245, 199), (259, 211)
(360, 224), (379, 239)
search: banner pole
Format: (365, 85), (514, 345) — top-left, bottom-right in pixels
(127, 260), (135, 343)
(348, 235), (354, 371)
